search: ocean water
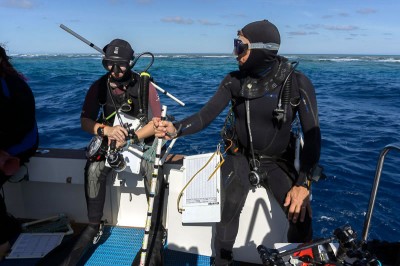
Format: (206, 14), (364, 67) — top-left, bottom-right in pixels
(10, 53), (400, 243)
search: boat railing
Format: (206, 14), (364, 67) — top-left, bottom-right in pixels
(361, 143), (400, 243)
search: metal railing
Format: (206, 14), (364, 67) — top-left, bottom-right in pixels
(361, 143), (400, 243)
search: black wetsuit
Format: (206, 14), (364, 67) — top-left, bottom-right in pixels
(80, 73), (161, 225)
(57, 72), (164, 266)
(174, 60), (321, 265)
(0, 75), (39, 245)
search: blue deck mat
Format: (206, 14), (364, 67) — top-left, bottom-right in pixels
(0, 226), (215, 266)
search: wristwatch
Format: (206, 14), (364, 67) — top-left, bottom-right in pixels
(299, 179), (311, 190)
(97, 126), (105, 137)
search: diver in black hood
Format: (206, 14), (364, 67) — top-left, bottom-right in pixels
(239, 19), (281, 75)
(153, 20), (321, 265)
(39, 39), (165, 266)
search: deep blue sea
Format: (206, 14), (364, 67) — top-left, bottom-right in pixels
(10, 53), (400, 243)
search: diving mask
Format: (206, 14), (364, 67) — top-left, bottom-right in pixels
(102, 59), (130, 75)
(233, 38), (280, 56)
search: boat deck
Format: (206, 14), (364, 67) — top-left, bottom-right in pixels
(0, 224), (261, 266)
(1, 148), (286, 265)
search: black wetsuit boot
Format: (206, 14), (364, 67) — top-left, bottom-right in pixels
(60, 224), (99, 266)
(212, 249), (234, 266)
(37, 223), (99, 266)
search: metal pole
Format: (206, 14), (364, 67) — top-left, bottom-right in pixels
(139, 105), (167, 266)
(59, 24), (185, 106)
(60, 24), (104, 54)
(159, 138), (178, 165)
(151, 82), (185, 106)
(361, 144), (400, 242)
(277, 237), (335, 258)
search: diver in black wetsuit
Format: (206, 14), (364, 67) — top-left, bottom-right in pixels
(39, 39), (165, 266)
(153, 20), (321, 266)
(0, 44), (39, 260)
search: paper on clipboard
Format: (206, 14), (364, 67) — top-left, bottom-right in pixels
(182, 152), (221, 223)
(6, 233), (64, 259)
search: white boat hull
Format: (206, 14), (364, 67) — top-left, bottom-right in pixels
(3, 148), (289, 264)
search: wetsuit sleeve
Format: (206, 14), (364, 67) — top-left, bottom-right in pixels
(81, 80), (102, 121)
(0, 77), (36, 149)
(175, 75), (233, 136)
(296, 73), (321, 186)
(148, 83), (161, 118)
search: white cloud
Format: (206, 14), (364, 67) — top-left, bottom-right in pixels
(288, 31), (308, 36)
(161, 17), (194, 25)
(0, 0), (34, 9)
(324, 25), (359, 31)
(197, 19), (219, 26)
(357, 8), (377, 15)
(135, 0), (152, 4)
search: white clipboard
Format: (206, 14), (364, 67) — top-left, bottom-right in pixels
(6, 233), (64, 259)
(181, 152), (221, 223)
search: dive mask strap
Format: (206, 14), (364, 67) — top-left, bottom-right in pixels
(248, 42), (280, 51)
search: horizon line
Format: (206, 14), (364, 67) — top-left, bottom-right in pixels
(9, 52), (400, 56)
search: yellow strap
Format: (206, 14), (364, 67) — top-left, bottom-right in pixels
(105, 111), (116, 121)
(140, 72), (151, 78)
(177, 148), (225, 213)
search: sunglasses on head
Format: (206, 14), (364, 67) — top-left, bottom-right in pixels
(233, 38), (280, 56)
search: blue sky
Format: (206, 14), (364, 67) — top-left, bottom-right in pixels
(1, 0), (399, 55)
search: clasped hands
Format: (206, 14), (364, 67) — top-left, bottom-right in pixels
(152, 117), (177, 140)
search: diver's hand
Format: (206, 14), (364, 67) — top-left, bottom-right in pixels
(284, 186), (312, 223)
(105, 125), (128, 143)
(106, 138), (126, 149)
(152, 117), (177, 140)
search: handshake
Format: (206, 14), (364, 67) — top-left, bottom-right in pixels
(151, 118), (179, 140)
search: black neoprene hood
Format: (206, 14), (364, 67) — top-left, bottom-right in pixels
(239, 20), (281, 75)
(241, 20), (280, 46)
(103, 39), (134, 62)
